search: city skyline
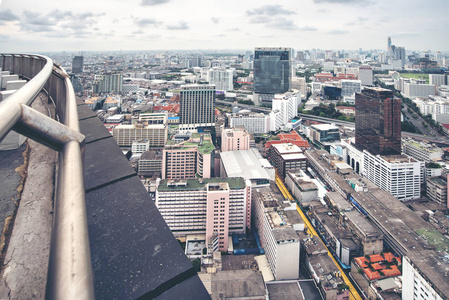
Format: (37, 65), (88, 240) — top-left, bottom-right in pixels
(0, 0), (448, 52)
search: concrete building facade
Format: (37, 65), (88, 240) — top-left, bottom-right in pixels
(252, 188), (300, 280)
(269, 143), (306, 179)
(112, 124), (167, 147)
(207, 67), (234, 91)
(179, 84), (215, 133)
(155, 178), (251, 252)
(229, 113), (270, 134)
(162, 133), (215, 180)
(363, 151), (423, 201)
(426, 176), (447, 206)
(221, 127), (251, 152)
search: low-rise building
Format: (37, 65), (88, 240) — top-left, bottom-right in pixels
(112, 123), (167, 147)
(138, 150), (162, 176)
(426, 176), (447, 206)
(351, 253), (402, 299)
(229, 113), (270, 134)
(310, 124), (340, 151)
(269, 143), (307, 179)
(285, 170), (319, 207)
(303, 235), (344, 300)
(220, 148), (272, 187)
(402, 139), (443, 163)
(132, 139), (150, 154)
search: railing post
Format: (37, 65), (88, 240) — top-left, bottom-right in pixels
(0, 54), (95, 299)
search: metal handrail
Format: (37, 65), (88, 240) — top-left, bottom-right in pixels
(0, 54), (94, 299)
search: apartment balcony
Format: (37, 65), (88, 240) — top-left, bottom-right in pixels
(0, 54), (209, 299)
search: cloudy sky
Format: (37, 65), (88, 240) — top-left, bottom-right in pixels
(0, 0), (448, 53)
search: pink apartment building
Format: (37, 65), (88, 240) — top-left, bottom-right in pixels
(221, 127), (251, 152)
(162, 133), (215, 179)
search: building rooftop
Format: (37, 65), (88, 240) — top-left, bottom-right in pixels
(281, 153), (307, 161)
(220, 149), (271, 182)
(140, 150), (162, 160)
(272, 143), (303, 154)
(157, 177), (246, 191)
(344, 210), (382, 238)
(380, 154), (418, 163)
(305, 149), (449, 297)
(427, 176), (447, 186)
(266, 282), (304, 300)
(272, 227), (299, 242)
(115, 123), (166, 129)
(202, 269), (266, 300)
(404, 140), (443, 153)
(311, 123), (339, 131)
(325, 192), (352, 211)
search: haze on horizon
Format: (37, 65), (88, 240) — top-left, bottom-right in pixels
(0, 0), (448, 53)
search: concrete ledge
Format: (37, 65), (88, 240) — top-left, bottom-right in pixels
(0, 94), (55, 299)
(5, 81), (26, 91)
(1, 75), (19, 90)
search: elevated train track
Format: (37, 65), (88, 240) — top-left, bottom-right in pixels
(275, 172), (363, 300)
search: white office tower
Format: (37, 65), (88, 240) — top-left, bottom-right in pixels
(341, 80), (362, 97)
(429, 74), (446, 87)
(207, 67), (234, 91)
(358, 65), (373, 86)
(229, 113), (270, 134)
(179, 84), (215, 133)
(270, 92), (300, 131)
(362, 151), (423, 201)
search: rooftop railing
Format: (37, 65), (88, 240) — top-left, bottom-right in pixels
(0, 54), (94, 299)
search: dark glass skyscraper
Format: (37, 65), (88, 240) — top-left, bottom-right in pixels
(355, 87), (401, 155)
(72, 56), (84, 74)
(253, 47), (291, 96)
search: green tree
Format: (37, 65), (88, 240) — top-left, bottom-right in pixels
(191, 258), (201, 272)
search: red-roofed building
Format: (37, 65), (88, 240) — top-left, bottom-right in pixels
(352, 252), (402, 284)
(369, 254), (384, 263)
(265, 130), (309, 150)
(363, 269), (381, 280)
(314, 73), (357, 83)
(153, 104), (180, 114)
(352, 252), (402, 299)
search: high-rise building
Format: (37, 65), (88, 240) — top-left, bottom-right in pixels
(358, 65), (373, 86)
(355, 87), (401, 155)
(179, 84), (215, 133)
(270, 92), (300, 131)
(363, 151), (423, 201)
(341, 80), (362, 97)
(253, 47), (292, 103)
(207, 67), (234, 91)
(72, 56), (84, 73)
(93, 74), (123, 94)
(155, 177), (251, 252)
